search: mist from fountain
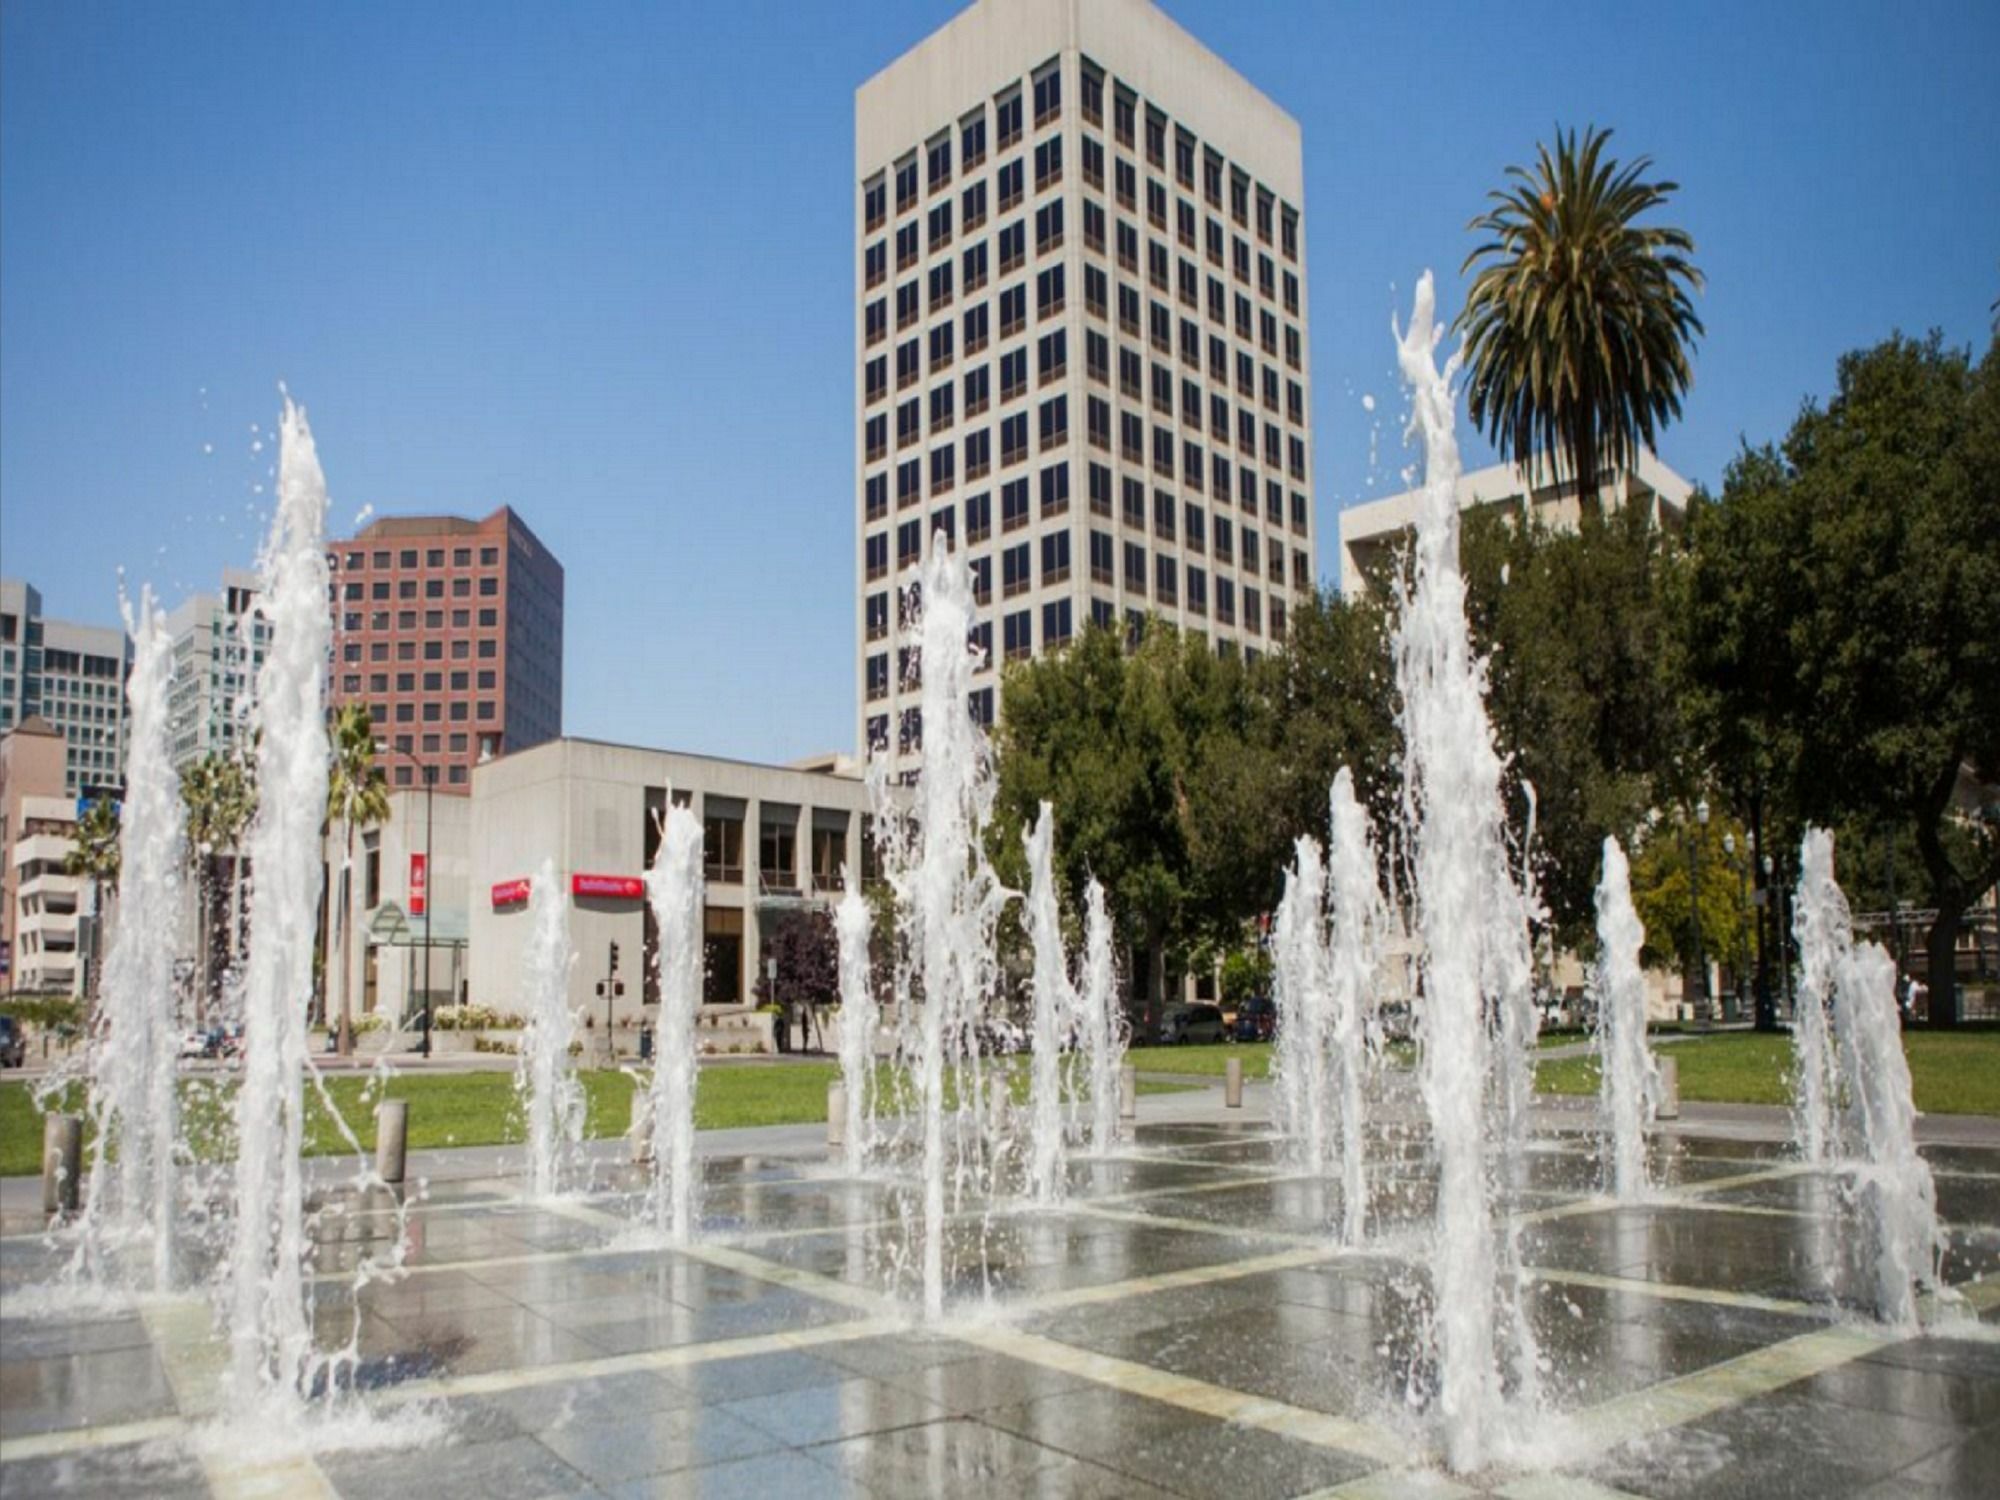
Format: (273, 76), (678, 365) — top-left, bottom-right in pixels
(1794, 828), (1943, 1325)
(834, 869), (879, 1178)
(1593, 836), (1656, 1201)
(1393, 272), (1544, 1472)
(1023, 802), (1075, 1205)
(63, 586), (187, 1295)
(1325, 767), (1386, 1244)
(1077, 878), (1124, 1157)
(644, 806), (705, 1243)
(516, 857), (583, 1198)
(224, 396), (334, 1408)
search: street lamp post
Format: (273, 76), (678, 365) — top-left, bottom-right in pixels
(1692, 798), (1711, 1029)
(1723, 832), (1751, 1025)
(384, 745), (436, 1059)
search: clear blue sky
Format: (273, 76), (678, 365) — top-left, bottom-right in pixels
(3, 0), (1995, 763)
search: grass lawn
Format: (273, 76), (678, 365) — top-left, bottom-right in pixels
(0, 1060), (1192, 1177)
(1533, 1030), (2000, 1116)
(1127, 1042), (1273, 1079)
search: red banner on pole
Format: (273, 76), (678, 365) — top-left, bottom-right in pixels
(409, 852), (428, 916)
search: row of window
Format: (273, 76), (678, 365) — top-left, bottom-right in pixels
(333, 546), (501, 572)
(339, 636), (501, 664)
(338, 670), (498, 694)
(340, 607), (502, 633)
(863, 55), (1299, 266)
(339, 575), (500, 602)
(355, 698), (500, 725)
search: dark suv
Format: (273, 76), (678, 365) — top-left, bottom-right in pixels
(0, 1015), (25, 1069)
(1231, 996), (1277, 1042)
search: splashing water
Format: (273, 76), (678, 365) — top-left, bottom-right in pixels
(1393, 272), (1543, 1472)
(1790, 830), (1845, 1166)
(1272, 836), (1333, 1176)
(834, 869), (879, 1177)
(1594, 837), (1656, 1200)
(65, 587), (187, 1293)
(1076, 878), (1125, 1157)
(891, 538), (1009, 1320)
(225, 397), (334, 1407)
(1793, 828), (1943, 1325)
(1326, 767), (1387, 1244)
(516, 857), (583, 1198)
(1024, 802), (1076, 1205)
(644, 807), (705, 1242)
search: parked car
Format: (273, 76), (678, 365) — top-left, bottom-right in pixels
(1231, 996), (1277, 1042)
(0, 1015), (25, 1069)
(1155, 1003), (1226, 1045)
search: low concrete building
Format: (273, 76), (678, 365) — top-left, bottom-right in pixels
(468, 738), (875, 1054)
(321, 786), (471, 1037)
(1337, 451), (1691, 598)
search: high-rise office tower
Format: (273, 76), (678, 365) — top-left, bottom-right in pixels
(855, 0), (1316, 769)
(0, 578), (132, 797)
(164, 568), (268, 769)
(327, 506), (564, 793)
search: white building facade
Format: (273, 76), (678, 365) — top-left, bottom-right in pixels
(856, 0), (1318, 769)
(468, 739), (876, 1051)
(165, 568), (267, 770)
(1337, 451), (1692, 598)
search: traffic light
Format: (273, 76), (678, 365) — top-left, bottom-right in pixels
(609, 941), (621, 974)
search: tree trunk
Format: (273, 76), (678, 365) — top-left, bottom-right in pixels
(1924, 905), (1961, 1028)
(337, 821), (355, 1056)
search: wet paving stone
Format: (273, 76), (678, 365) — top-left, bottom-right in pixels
(6, 1120), (2000, 1496)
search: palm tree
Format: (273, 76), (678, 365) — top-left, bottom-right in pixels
(1455, 125), (1704, 512)
(181, 751), (256, 1016)
(65, 798), (122, 1004)
(326, 705), (390, 1056)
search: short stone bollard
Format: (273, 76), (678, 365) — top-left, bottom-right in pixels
(375, 1100), (409, 1186)
(630, 1090), (655, 1164)
(1119, 1064), (1137, 1122)
(43, 1113), (82, 1216)
(827, 1083), (847, 1149)
(1224, 1056), (1244, 1109)
(988, 1074), (1010, 1133)
(1655, 1054), (1681, 1121)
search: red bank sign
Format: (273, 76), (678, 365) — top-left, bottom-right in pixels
(490, 878), (532, 909)
(571, 873), (645, 900)
(408, 853), (428, 916)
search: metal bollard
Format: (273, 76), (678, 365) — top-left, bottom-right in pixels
(630, 1090), (654, 1163)
(1224, 1056), (1244, 1109)
(1119, 1064), (1137, 1122)
(1655, 1054), (1680, 1121)
(43, 1113), (82, 1216)
(375, 1100), (408, 1186)
(826, 1083), (847, 1149)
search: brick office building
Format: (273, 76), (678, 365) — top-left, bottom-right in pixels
(328, 507), (564, 792)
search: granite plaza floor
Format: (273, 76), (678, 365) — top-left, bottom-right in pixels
(4, 1099), (2000, 1498)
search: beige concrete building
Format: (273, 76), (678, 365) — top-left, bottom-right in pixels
(1337, 451), (1692, 598)
(467, 738), (875, 1049)
(856, 0), (1318, 769)
(0, 717), (75, 994)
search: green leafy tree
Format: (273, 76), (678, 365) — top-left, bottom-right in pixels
(65, 797), (122, 889)
(326, 704), (390, 1055)
(1681, 332), (2000, 1022)
(1629, 807), (1754, 1003)
(1457, 125), (1704, 504)
(180, 749), (256, 1012)
(1459, 501), (1687, 949)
